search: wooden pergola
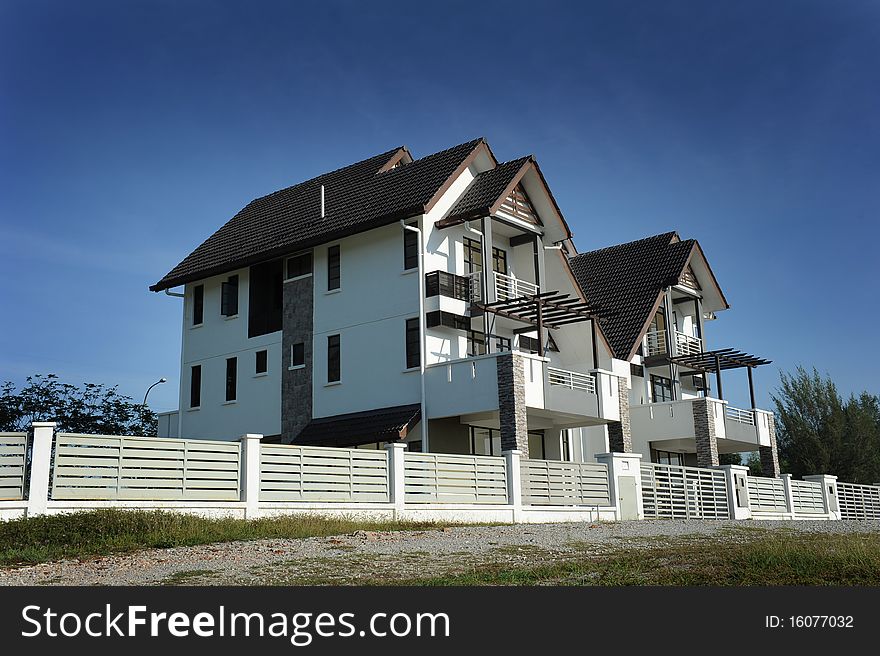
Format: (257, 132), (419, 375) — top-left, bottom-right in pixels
(474, 290), (605, 361)
(668, 348), (772, 408)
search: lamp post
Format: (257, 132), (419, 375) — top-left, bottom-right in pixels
(143, 378), (167, 407)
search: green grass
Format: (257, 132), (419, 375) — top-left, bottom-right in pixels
(0, 510), (453, 567)
(409, 532), (880, 586)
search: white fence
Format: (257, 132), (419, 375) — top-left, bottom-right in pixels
(51, 433), (241, 501)
(837, 482), (880, 520)
(403, 452), (507, 504)
(790, 479), (825, 515)
(260, 444), (389, 503)
(0, 433), (27, 501)
(746, 477), (788, 515)
(520, 459), (610, 506)
(640, 462), (729, 519)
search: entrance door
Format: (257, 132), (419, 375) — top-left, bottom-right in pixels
(618, 476), (639, 520)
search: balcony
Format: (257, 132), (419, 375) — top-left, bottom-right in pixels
(467, 270), (539, 304)
(643, 329), (703, 358)
(630, 398), (773, 451)
(424, 352), (619, 426)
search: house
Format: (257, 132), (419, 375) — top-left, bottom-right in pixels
(150, 139), (779, 474)
(151, 138), (626, 461)
(569, 232), (781, 476)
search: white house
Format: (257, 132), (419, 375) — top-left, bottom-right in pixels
(151, 139), (779, 472)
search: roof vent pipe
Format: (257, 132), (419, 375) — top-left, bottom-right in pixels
(320, 185), (325, 218)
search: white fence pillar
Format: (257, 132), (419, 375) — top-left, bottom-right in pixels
(780, 473), (795, 519)
(595, 452), (643, 520)
(715, 464), (752, 520)
(503, 449), (523, 523)
(385, 443), (407, 519)
(27, 422), (56, 517)
(239, 433), (263, 519)
(804, 474), (841, 520)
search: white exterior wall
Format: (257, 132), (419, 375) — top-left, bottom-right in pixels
(179, 268), (282, 440)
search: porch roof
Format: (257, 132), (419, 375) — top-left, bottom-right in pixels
(293, 403), (421, 448)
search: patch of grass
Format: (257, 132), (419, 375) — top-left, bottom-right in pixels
(0, 510), (457, 567)
(408, 532), (880, 586)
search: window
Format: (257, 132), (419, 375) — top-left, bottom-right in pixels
(654, 449), (685, 466)
(192, 285), (204, 326)
(255, 350), (268, 375)
(286, 252), (313, 280)
(561, 432), (571, 461)
(463, 237), (482, 273)
(467, 330), (485, 357)
(327, 245), (340, 290)
(248, 260), (283, 338)
(221, 275), (239, 316)
(405, 318), (420, 369)
(492, 247), (507, 274)
(403, 224), (418, 270)
(225, 357), (237, 402)
(290, 342), (305, 368)
(327, 334), (340, 382)
(651, 374), (673, 403)
(518, 334), (559, 354)
(528, 433), (546, 459)
(190, 365), (201, 408)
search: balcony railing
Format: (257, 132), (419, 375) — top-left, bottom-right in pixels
(494, 271), (538, 301)
(643, 329), (703, 357)
(547, 367), (596, 394)
(726, 406), (756, 426)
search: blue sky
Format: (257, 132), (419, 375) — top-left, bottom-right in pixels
(1, 0), (878, 413)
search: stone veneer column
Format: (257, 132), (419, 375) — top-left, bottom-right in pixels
(607, 375), (632, 452)
(281, 275), (314, 443)
(692, 398), (720, 468)
(496, 352), (529, 457)
(759, 414), (781, 477)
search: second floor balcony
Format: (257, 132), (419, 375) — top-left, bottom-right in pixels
(643, 328), (703, 358)
(425, 269), (539, 305)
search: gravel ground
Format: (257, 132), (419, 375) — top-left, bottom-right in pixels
(2, 519), (879, 586)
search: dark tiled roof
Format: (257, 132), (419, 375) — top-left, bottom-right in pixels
(569, 232), (695, 360)
(292, 403), (421, 448)
(444, 156), (532, 223)
(151, 139), (486, 291)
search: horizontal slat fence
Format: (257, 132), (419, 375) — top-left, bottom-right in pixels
(746, 477), (788, 514)
(260, 444), (388, 502)
(404, 452), (507, 504)
(520, 459), (610, 506)
(0, 432), (27, 501)
(52, 434), (240, 501)
(640, 462), (729, 519)
(837, 482), (880, 520)
(790, 479), (825, 515)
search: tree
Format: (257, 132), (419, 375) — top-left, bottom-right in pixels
(773, 367), (880, 484)
(0, 374), (157, 436)
(718, 453), (743, 466)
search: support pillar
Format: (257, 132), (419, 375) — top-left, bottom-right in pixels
(606, 374), (631, 453)
(503, 449), (523, 523)
(759, 414), (781, 477)
(27, 422), (56, 517)
(780, 473), (796, 519)
(692, 398), (720, 468)
(497, 352), (529, 456)
(239, 433), (263, 519)
(385, 442), (407, 520)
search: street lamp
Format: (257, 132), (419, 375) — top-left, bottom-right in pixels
(143, 378), (167, 407)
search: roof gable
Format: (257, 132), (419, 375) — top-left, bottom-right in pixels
(151, 138), (486, 291)
(569, 232), (697, 360)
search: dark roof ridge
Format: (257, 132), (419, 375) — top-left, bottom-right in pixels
(574, 231), (680, 259)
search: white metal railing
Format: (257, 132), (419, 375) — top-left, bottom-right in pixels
(746, 477), (788, 514)
(725, 406), (756, 425)
(640, 462), (729, 519)
(673, 330), (703, 356)
(494, 271), (538, 301)
(643, 330), (667, 356)
(547, 367), (596, 393)
(837, 482), (880, 520)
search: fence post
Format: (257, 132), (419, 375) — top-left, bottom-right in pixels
(803, 474), (841, 520)
(27, 422), (56, 517)
(239, 434), (263, 519)
(385, 443), (407, 520)
(780, 473), (795, 519)
(715, 464), (752, 520)
(503, 449), (523, 523)
(595, 452), (643, 520)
